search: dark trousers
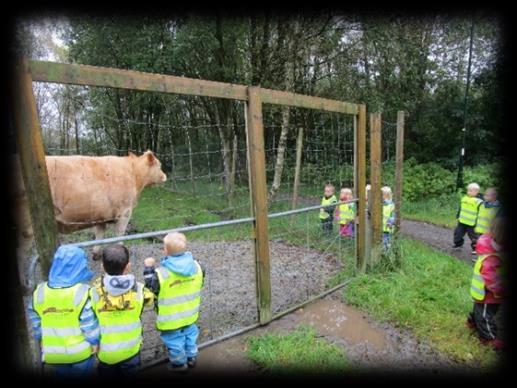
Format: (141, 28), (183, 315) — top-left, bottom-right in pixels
(321, 217), (333, 234)
(453, 222), (479, 249)
(468, 303), (500, 340)
(97, 353), (141, 378)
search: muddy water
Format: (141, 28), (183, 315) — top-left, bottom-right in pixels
(293, 299), (387, 351)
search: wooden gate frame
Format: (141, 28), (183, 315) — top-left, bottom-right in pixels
(13, 57), (367, 326)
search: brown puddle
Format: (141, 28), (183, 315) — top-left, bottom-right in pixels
(292, 299), (388, 351)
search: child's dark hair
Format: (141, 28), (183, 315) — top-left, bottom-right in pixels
(102, 244), (130, 275)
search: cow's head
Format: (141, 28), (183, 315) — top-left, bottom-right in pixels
(131, 150), (167, 187)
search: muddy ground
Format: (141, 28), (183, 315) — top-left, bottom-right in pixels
(23, 217), (492, 374)
(85, 239), (344, 367)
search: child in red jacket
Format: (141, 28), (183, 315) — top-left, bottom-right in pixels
(466, 216), (507, 351)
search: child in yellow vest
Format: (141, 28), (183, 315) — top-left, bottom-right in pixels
(27, 245), (99, 377)
(336, 188), (356, 238)
(381, 186), (395, 250)
(90, 244), (154, 377)
(474, 187), (501, 236)
(453, 182), (483, 254)
(144, 232), (205, 373)
(466, 216), (506, 351)
(319, 183), (338, 235)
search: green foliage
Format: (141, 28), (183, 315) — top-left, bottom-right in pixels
(382, 159), (501, 203)
(462, 163), (502, 193)
(245, 325), (348, 374)
(401, 194), (458, 227)
(343, 237), (499, 368)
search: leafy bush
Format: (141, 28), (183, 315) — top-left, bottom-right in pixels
(380, 159), (500, 202)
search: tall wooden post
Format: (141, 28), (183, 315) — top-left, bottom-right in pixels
(291, 126), (304, 209)
(370, 112), (382, 244)
(394, 111), (405, 233)
(246, 87), (272, 325)
(12, 57), (58, 278)
(356, 105), (367, 273)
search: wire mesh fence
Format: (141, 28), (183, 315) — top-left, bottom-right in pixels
(20, 74), (361, 370)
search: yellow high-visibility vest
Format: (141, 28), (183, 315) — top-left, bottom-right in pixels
(474, 203), (499, 234)
(458, 195), (482, 226)
(33, 282), (92, 364)
(470, 253), (503, 300)
(90, 282), (145, 365)
(320, 195), (337, 220)
(382, 203), (395, 233)
(155, 262), (203, 331)
(338, 203), (355, 224)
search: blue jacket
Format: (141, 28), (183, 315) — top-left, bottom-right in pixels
(27, 245), (99, 345)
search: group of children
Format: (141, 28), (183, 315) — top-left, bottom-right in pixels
(319, 183), (396, 250)
(454, 183), (506, 351)
(28, 232), (204, 377)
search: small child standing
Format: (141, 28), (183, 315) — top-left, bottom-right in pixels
(90, 244), (154, 377)
(144, 232), (204, 373)
(453, 182), (483, 254)
(381, 186), (395, 251)
(467, 216), (506, 351)
(319, 183), (338, 235)
(336, 188), (356, 238)
(474, 187), (501, 237)
(27, 245), (99, 377)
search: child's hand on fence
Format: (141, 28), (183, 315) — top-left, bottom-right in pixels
(144, 257), (156, 268)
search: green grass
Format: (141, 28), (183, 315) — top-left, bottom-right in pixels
(401, 194), (459, 228)
(245, 325), (348, 374)
(343, 237), (499, 369)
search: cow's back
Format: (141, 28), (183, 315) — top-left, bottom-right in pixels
(46, 155), (138, 229)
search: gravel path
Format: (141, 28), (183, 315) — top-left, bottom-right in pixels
(400, 219), (475, 265)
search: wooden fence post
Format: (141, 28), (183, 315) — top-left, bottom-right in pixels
(246, 87), (272, 325)
(356, 105), (367, 273)
(291, 126), (304, 209)
(370, 112), (382, 245)
(394, 111), (405, 233)
(13, 57), (58, 278)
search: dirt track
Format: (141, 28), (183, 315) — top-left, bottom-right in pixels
(400, 219), (476, 265)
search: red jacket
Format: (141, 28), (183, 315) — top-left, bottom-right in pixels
(474, 234), (505, 304)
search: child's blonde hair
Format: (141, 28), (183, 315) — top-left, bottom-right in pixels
(381, 186), (392, 200)
(467, 182), (480, 192)
(164, 232), (187, 255)
(340, 188), (353, 196)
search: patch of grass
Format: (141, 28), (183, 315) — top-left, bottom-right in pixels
(402, 194), (458, 228)
(245, 325), (348, 374)
(343, 237), (499, 369)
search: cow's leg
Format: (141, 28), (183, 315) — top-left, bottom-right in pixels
(92, 224), (106, 261)
(114, 210), (132, 238)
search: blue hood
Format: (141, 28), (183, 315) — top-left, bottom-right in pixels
(485, 200), (500, 208)
(160, 251), (198, 276)
(383, 199), (394, 205)
(48, 245), (94, 288)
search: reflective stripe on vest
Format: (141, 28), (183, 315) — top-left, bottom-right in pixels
(319, 196), (337, 219)
(91, 282), (145, 365)
(33, 283), (92, 364)
(458, 196), (482, 226)
(474, 204), (499, 234)
(156, 262), (203, 331)
(470, 253), (498, 300)
(338, 203), (355, 224)
(382, 203), (395, 233)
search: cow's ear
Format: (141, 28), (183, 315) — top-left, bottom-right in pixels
(128, 151), (137, 158)
(146, 151), (156, 165)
